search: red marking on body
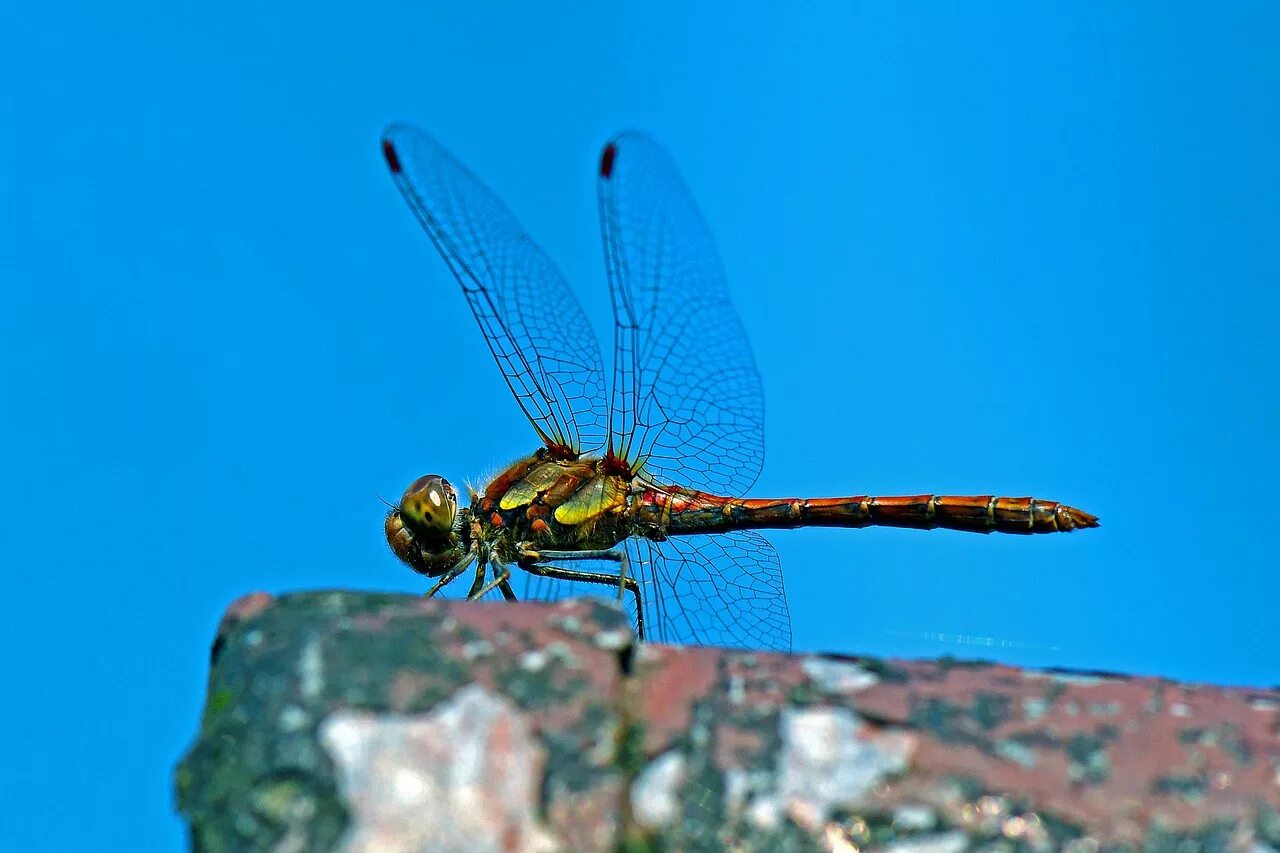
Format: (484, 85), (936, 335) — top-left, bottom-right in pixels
(642, 487), (712, 514)
(602, 451), (632, 477)
(599, 142), (617, 178)
(544, 442), (578, 460)
(637, 488), (666, 509)
(530, 518), (550, 535)
(382, 140), (403, 174)
(490, 512), (503, 527)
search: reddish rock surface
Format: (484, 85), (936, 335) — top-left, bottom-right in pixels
(177, 593), (1280, 852)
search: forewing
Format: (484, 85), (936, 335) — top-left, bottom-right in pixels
(598, 133), (765, 494)
(383, 124), (607, 453)
(519, 531), (790, 652)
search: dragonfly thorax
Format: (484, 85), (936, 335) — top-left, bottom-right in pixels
(472, 452), (642, 554)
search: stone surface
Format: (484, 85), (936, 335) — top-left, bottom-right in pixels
(176, 592), (629, 852)
(176, 592), (1280, 852)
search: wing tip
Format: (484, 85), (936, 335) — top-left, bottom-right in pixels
(599, 142), (617, 179)
(382, 138), (403, 174)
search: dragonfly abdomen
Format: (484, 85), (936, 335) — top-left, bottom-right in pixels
(658, 493), (1098, 536)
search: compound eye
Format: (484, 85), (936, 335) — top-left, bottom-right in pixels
(399, 474), (457, 539)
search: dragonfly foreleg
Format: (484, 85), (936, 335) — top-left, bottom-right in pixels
(518, 547), (645, 640)
(470, 560), (516, 601)
(424, 549), (479, 598)
(463, 551), (489, 599)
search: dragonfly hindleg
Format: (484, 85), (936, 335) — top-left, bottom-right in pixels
(518, 547), (645, 640)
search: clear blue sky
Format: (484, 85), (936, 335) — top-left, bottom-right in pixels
(3, 1), (1277, 848)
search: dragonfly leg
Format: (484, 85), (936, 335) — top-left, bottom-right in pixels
(518, 548), (645, 640)
(470, 560), (515, 600)
(527, 548), (631, 602)
(424, 550), (479, 598)
(463, 551), (489, 599)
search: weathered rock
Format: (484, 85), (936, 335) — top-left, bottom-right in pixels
(176, 592), (1280, 852)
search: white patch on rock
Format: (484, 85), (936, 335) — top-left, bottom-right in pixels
(801, 658), (879, 693)
(592, 628), (631, 652)
(746, 795), (783, 831)
(776, 706), (913, 832)
(727, 674), (745, 706)
(520, 649), (548, 671)
(630, 751), (685, 829)
(461, 640), (494, 661)
(880, 831), (968, 853)
(299, 638), (324, 700)
(723, 769), (748, 813)
(320, 685), (554, 852)
(724, 768), (784, 831)
(1053, 673), (1103, 685)
(892, 804), (937, 831)
(278, 705), (309, 732)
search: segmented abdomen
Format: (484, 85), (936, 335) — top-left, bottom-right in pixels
(643, 490), (1098, 536)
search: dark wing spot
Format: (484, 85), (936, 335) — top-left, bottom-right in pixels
(599, 142), (617, 179)
(382, 139), (403, 173)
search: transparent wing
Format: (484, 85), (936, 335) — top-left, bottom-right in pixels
(631, 532), (790, 651)
(383, 123), (607, 453)
(519, 531), (790, 652)
(598, 133), (765, 493)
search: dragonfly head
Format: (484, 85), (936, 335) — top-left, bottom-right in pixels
(385, 474), (464, 577)
(399, 474), (458, 537)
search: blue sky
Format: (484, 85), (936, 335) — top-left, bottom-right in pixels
(3, 1), (1278, 848)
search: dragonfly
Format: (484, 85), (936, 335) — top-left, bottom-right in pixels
(380, 124), (1098, 652)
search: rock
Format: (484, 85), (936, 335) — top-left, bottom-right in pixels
(176, 592), (1280, 852)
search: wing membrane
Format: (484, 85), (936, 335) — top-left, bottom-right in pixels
(597, 133), (765, 493)
(519, 531), (790, 652)
(383, 124), (606, 453)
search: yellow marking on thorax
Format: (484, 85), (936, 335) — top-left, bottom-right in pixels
(499, 461), (569, 510)
(554, 474), (627, 525)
